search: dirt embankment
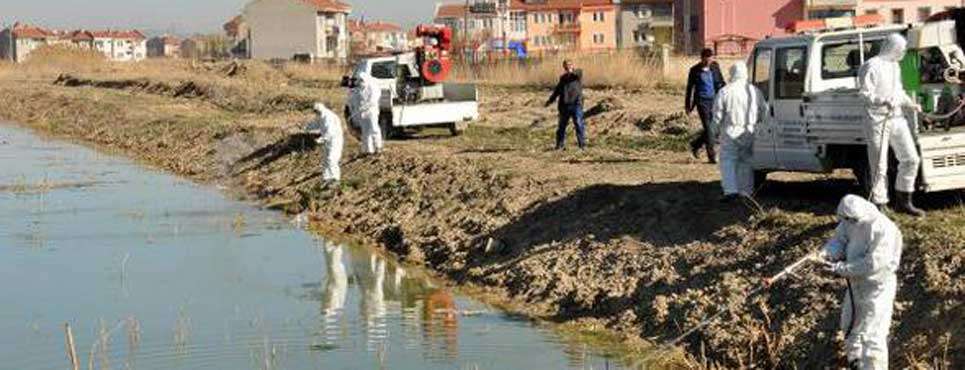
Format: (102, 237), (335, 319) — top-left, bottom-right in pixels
(0, 66), (960, 369)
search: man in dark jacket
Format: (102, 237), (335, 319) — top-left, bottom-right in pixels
(545, 60), (586, 150)
(686, 48), (726, 163)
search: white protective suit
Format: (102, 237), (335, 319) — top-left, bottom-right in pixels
(712, 62), (769, 196)
(357, 73), (384, 154)
(307, 103), (344, 182)
(858, 34), (921, 205)
(821, 195), (903, 370)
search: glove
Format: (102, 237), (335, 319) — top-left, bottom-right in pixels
(907, 103), (923, 113)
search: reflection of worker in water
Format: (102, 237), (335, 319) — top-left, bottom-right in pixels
(360, 254), (388, 351)
(320, 241), (347, 344)
(422, 288), (458, 359)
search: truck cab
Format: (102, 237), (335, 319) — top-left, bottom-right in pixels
(750, 22), (965, 194)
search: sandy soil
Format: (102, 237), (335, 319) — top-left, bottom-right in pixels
(0, 62), (960, 369)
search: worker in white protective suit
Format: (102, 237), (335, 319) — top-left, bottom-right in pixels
(858, 33), (924, 217)
(816, 194), (903, 370)
(711, 62), (768, 202)
(356, 72), (384, 155)
(306, 102), (344, 183)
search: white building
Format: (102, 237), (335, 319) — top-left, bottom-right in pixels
(0, 23), (59, 63)
(434, 0), (526, 52)
(348, 20), (409, 55)
(243, 0), (352, 62)
(89, 30), (147, 62)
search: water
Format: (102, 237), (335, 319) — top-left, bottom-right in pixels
(0, 124), (635, 370)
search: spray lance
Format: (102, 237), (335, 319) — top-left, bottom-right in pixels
(661, 249), (825, 347)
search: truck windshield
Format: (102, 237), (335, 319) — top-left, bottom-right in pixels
(821, 39), (883, 79)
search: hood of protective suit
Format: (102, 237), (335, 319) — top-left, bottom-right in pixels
(837, 194), (881, 224)
(879, 34), (907, 62)
(729, 62), (748, 84)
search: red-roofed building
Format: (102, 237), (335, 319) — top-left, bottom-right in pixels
(147, 35), (182, 58)
(0, 23), (60, 62)
(434, 1), (528, 56)
(243, 0), (353, 62)
(348, 19), (409, 55)
(89, 30), (147, 61)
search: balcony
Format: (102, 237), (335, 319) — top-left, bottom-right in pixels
(553, 22), (581, 34)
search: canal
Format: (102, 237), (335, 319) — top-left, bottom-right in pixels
(0, 124), (639, 370)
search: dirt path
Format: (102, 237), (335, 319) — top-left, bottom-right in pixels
(0, 67), (960, 368)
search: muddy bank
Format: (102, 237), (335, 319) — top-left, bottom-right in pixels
(0, 73), (960, 368)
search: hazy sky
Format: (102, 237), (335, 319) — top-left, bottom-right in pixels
(2, 0), (443, 35)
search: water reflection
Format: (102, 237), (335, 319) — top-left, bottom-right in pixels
(0, 124), (642, 370)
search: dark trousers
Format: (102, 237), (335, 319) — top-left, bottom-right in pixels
(690, 97), (717, 160)
(557, 104), (586, 149)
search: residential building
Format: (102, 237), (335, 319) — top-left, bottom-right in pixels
(434, 1), (527, 53)
(65, 30), (95, 50)
(147, 35), (182, 58)
(223, 15), (249, 57)
(348, 20), (409, 55)
(512, 0), (618, 53)
(0, 23), (59, 62)
(675, 0), (962, 55)
(853, 1), (962, 24)
(243, 0), (352, 62)
(90, 30), (147, 62)
(579, 0), (618, 51)
(617, 0), (673, 50)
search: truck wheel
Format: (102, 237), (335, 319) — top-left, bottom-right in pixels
(449, 122), (467, 136)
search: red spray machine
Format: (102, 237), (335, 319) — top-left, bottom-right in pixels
(415, 25), (453, 84)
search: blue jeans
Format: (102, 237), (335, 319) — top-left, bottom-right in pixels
(557, 104), (586, 149)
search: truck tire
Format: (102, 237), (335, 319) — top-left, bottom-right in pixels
(449, 122), (467, 136)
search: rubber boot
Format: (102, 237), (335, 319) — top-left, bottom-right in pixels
(894, 192), (925, 217)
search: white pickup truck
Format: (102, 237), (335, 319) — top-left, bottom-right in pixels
(749, 21), (965, 194)
(342, 54), (480, 138)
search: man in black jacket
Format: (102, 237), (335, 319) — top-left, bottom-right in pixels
(685, 48), (726, 163)
(545, 60), (586, 150)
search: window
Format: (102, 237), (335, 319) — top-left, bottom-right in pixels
(593, 12), (605, 22)
(918, 7), (931, 22)
(821, 39), (883, 79)
(865, 9), (878, 16)
(593, 33), (605, 44)
(808, 9), (855, 19)
(775, 47), (807, 99)
(752, 48), (773, 100)
(892, 8), (904, 24)
(370, 61), (396, 79)
(689, 15), (699, 32)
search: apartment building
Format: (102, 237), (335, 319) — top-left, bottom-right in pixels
(0, 23), (59, 62)
(434, 1), (527, 52)
(348, 20), (409, 55)
(617, 0), (673, 49)
(244, 0), (352, 62)
(147, 36), (182, 58)
(0, 23), (146, 62)
(675, 0), (962, 55)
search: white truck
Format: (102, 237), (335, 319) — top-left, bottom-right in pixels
(748, 21), (965, 194)
(342, 54), (480, 138)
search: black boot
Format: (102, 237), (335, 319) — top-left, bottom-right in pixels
(894, 192), (925, 217)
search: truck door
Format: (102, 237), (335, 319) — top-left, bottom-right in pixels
(751, 46), (778, 170)
(772, 45), (821, 171)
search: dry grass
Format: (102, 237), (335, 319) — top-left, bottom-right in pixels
(17, 45), (110, 77)
(279, 62), (348, 83)
(451, 51), (693, 90)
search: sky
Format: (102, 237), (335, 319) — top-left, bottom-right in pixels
(2, 0), (443, 35)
